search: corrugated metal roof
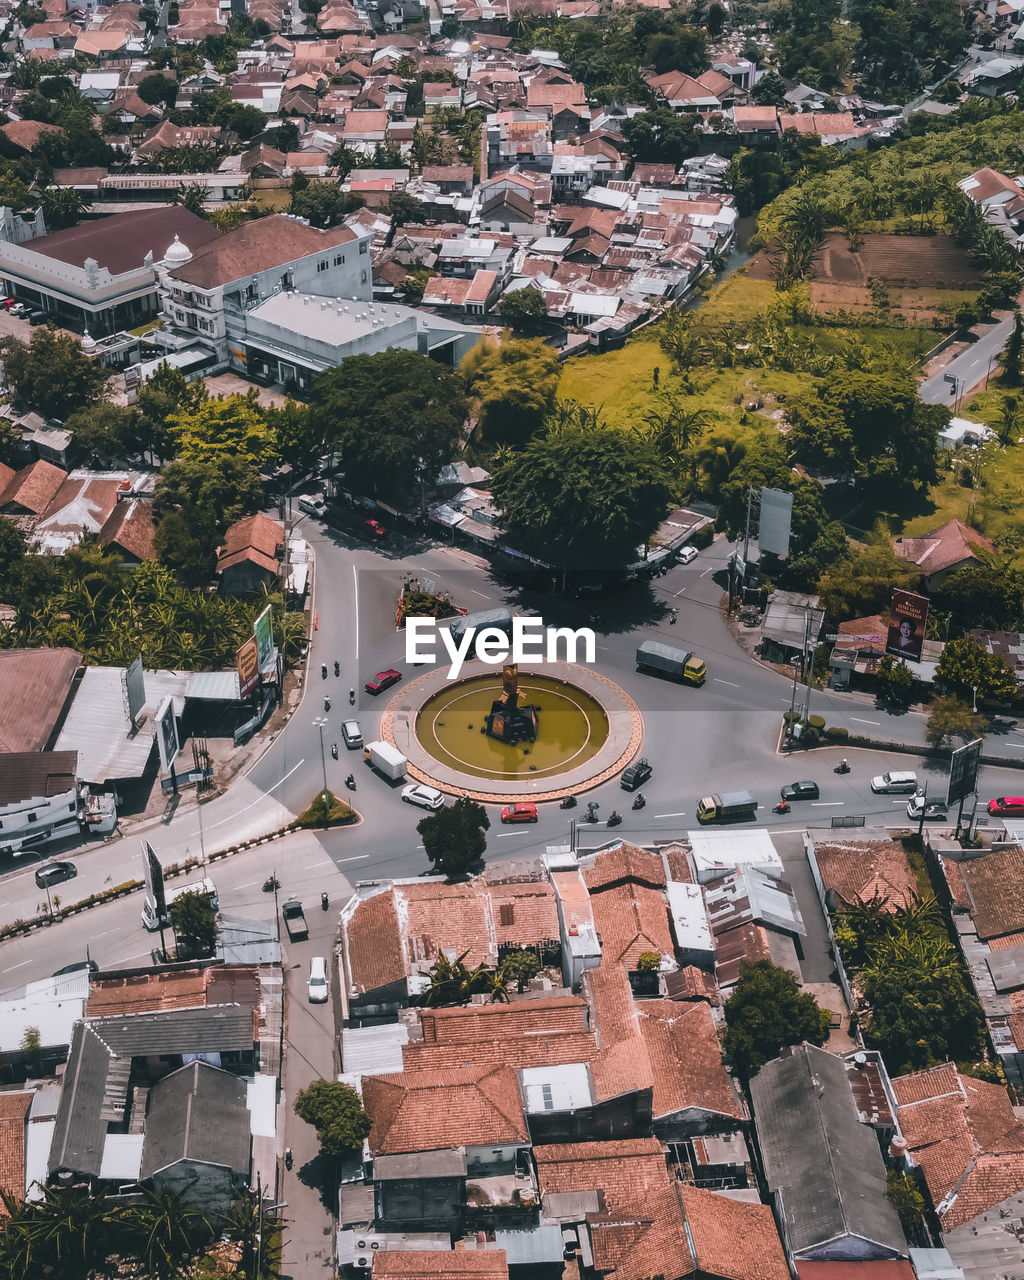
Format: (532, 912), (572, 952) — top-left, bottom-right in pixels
(185, 670), (241, 701)
(342, 1021), (408, 1075)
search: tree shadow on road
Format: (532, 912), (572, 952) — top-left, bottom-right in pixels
(295, 1152), (338, 1215)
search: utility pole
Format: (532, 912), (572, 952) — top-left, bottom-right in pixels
(802, 604), (814, 723)
(313, 716), (329, 810)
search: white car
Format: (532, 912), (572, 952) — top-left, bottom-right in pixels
(401, 783), (444, 810)
(308, 956), (328, 1003)
(678, 545), (699, 565)
(870, 770), (918, 794)
(298, 495), (328, 517)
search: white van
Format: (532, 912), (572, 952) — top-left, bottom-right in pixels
(142, 877), (219, 931)
(298, 495), (327, 517)
(870, 770), (918, 794)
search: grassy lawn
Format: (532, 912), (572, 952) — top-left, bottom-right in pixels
(251, 188), (291, 211)
(698, 272), (777, 325)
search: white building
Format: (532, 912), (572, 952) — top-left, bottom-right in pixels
(0, 751), (82, 855)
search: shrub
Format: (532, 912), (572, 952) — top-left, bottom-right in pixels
(292, 789), (354, 828)
(825, 725), (849, 739)
(808, 714), (826, 730)
(691, 523), (715, 550)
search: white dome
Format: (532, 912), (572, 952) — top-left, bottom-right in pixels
(81, 328), (96, 352)
(162, 234), (192, 266)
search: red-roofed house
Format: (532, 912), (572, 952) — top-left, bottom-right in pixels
(893, 519), (996, 590)
(0, 1092), (32, 1216)
(216, 513), (284, 594)
(372, 1252), (509, 1280)
(421, 269), (499, 317)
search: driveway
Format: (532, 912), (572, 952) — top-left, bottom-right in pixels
(205, 371), (290, 407)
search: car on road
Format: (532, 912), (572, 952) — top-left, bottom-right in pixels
(365, 668), (401, 695)
(988, 796), (1024, 817)
(402, 783), (444, 811)
(907, 795), (949, 820)
(308, 955), (328, 1003)
(341, 718), (363, 749)
(781, 780), (820, 801)
(52, 959), (98, 977)
(35, 861), (77, 889)
(620, 758), (653, 791)
(501, 802), (538, 824)
(364, 518), (387, 538)
(677, 545), (699, 565)
(870, 770), (918, 794)
(297, 494), (328, 518)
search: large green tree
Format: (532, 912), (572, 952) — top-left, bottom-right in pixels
(723, 959), (831, 1083)
(168, 391), (278, 470)
(310, 350), (467, 501)
(461, 336), (560, 445)
(169, 888), (218, 959)
(936, 635), (1018, 703)
(622, 106), (699, 165)
(935, 561), (1024, 632)
(497, 286), (547, 333)
(0, 328), (110, 419)
(490, 424), (672, 577)
(134, 361), (208, 463)
(293, 1079), (371, 1158)
(418, 796), (490, 879)
(816, 539), (921, 620)
(65, 403), (142, 465)
(925, 694), (986, 748)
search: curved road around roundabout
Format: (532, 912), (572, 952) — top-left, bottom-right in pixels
(4, 515), (1024, 958)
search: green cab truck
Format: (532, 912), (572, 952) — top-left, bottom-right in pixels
(635, 640), (706, 687)
(696, 790), (759, 824)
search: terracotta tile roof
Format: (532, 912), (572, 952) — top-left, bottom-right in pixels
(28, 206), (218, 278)
(679, 1183), (789, 1280)
(638, 1000), (744, 1122)
(344, 888), (407, 995)
(216, 512), (283, 576)
(486, 878), (558, 945)
(363, 1064), (528, 1154)
(893, 1062), (1024, 1230)
(584, 964), (653, 1101)
(170, 214), (355, 290)
(958, 846), (1024, 940)
(584, 843), (666, 892)
(98, 496), (156, 562)
(0, 459), (67, 515)
(894, 519), (996, 577)
(588, 880), (674, 968)
(402, 880), (494, 967)
(734, 105), (779, 129)
(0, 646), (80, 752)
(0, 463), (14, 496)
(961, 166), (1024, 205)
(812, 838), (918, 910)
(86, 967), (218, 1016)
(535, 1138), (695, 1280)
(372, 1253), (508, 1279)
(403, 996), (596, 1071)
(1, 119), (64, 150)
(0, 1092), (32, 1216)
(664, 965), (719, 1003)
(663, 843), (693, 883)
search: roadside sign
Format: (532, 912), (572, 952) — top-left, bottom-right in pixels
(947, 738), (983, 807)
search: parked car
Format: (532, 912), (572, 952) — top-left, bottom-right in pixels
(35, 860), (77, 889)
(907, 794), (948, 820)
(620, 758), (653, 791)
(365, 668), (401, 695)
(402, 783), (444, 811)
(307, 955), (328, 1003)
(988, 796), (1024, 817)
(677, 545), (698, 565)
(1, 297), (15, 310)
(781, 780), (820, 801)
(364, 519), (387, 538)
(341, 718), (363, 749)
(501, 802), (538, 824)
(297, 495), (327, 517)
(870, 771), (918, 794)
(27, 310), (47, 325)
(8, 302), (28, 317)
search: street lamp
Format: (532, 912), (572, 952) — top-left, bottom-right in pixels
(19, 847), (55, 918)
(312, 716), (329, 811)
(972, 684), (978, 713)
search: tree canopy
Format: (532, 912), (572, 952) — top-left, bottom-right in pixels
(310, 350), (468, 501)
(293, 1079), (371, 1158)
(169, 889), (218, 960)
(497, 286), (547, 333)
(417, 796), (490, 879)
(461, 336), (560, 445)
(722, 959), (831, 1083)
(0, 328), (110, 420)
(936, 635), (1019, 704)
(490, 424), (673, 575)
(816, 538), (921, 620)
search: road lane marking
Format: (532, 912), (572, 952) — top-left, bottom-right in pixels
(495, 830), (534, 837)
(335, 855), (371, 864)
(851, 717), (880, 725)
(236, 880), (260, 890)
(4, 960), (31, 971)
(811, 801), (844, 807)
(205, 760), (306, 834)
(469, 589), (489, 599)
(674, 587), (686, 596)
(700, 566), (715, 577)
(715, 678), (740, 688)
(655, 811), (687, 818)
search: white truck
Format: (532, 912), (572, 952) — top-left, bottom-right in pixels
(364, 740), (407, 781)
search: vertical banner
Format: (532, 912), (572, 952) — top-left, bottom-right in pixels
(141, 840), (166, 921)
(155, 696), (180, 772)
(759, 488), (794, 558)
(254, 604), (275, 672)
(236, 636), (260, 698)
(886, 590), (929, 662)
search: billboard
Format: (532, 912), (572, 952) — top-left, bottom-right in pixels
(947, 737), (984, 807)
(155, 696), (180, 772)
(141, 840), (166, 921)
(123, 655), (146, 724)
(254, 605), (275, 672)
(759, 488), (794, 559)
(886, 590), (929, 662)
(236, 636), (260, 699)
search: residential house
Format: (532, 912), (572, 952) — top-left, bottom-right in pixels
(0, 459), (67, 519)
(733, 105), (781, 144)
(0, 750), (81, 855)
(893, 519), (996, 591)
(30, 470), (153, 556)
(0, 646), (81, 753)
(750, 1042), (908, 1264)
(421, 270), (499, 318)
(958, 166), (1024, 244)
(216, 513), (284, 594)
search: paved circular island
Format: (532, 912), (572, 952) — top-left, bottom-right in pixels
(379, 661), (643, 802)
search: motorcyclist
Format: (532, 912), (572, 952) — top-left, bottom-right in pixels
(321, 891), (329, 910)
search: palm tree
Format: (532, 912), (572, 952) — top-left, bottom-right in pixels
(117, 1185), (211, 1280)
(12, 1185), (112, 1280)
(695, 434), (747, 494)
(219, 1192), (282, 1279)
(638, 392), (712, 486)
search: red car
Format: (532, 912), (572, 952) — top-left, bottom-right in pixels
(364, 519), (387, 538)
(365, 668), (401, 695)
(501, 802), (538, 824)
(988, 796), (1024, 817)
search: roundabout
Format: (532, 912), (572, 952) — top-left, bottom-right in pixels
(379, 661), (644, 802)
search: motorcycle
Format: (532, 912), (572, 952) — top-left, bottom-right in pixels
(262, 875), (280, 893)
(334, 660), (340, 676)
(559, 795), (577, 810)
(669, 608), (678, 625)
(349, 688), (355, 705)
(284, 1148), (293, 1171)
(321, 892), (329, 911)
(321, 663), (327, 679)
(324, 696), (331, 711)
(584, 803), (599, 824)
(772, 801), (790, 815)
(331, 743), (338, 759)
(632, 793), (646, 811)
(607, 811), (622, 827)
(834, 759), (850, 774)
(345, 773), (356, 790)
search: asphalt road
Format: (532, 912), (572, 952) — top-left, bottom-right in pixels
(919, 313), (1015, 405)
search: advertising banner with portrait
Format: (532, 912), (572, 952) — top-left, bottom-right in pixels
(886, 590), (929, 662)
